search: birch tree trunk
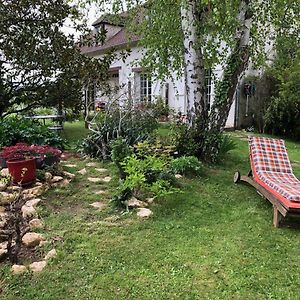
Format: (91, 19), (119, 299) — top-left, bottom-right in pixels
(209, 0), (252, 131)
(180, 0), (207, 125)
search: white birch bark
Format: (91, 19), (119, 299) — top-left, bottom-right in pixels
(180, 0), (206, 124)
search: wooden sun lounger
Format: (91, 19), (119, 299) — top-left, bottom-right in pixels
(234, 137), (300, 228)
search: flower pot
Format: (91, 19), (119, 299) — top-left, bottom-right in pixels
(7, 158), (36, 185)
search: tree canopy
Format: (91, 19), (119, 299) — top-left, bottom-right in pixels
(0, 0), (114, 118)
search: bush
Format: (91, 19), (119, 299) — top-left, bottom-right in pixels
(171, 123), (236, 163)
(81, 106), (158, 160)
(113, 153), (179, 206)
(152, 97), (170, 118)
(263, 43), (300, 140)
(0, 117), (66, 149)
(171, 156), (203, 177)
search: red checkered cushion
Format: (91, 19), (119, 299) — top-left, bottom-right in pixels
(249, 137), (300, 203)
(249, 137), (292, 173)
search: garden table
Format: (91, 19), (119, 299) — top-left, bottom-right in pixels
(25, 115), (65, 130)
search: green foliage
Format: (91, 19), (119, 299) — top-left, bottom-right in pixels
(264, 48), (300, 140)
(133, 140), (175, 159)
(171, 156), (203, 177)
(171, 123), (236, 163)
(0, 117), (66, 149)
(152, 97), (170, 118)
(0, 0), (113, 118)
(111, 138), (132, 179)
(81, 108), (158, 159)
(171, 123), (199, 157)
(113, 153), (178, 206)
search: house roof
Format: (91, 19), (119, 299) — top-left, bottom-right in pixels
(92, 13), (128, 27)
(80, 28), (140, 55)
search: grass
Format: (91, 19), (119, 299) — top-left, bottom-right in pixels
(1, 123), (300, 299)
(61, 121), (89, 149)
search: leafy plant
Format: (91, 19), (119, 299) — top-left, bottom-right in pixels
(0, 117), (66, 149)
(171, 156), (203, 177)
(113, 153), (179, 206)
(81, 105), (158, 160)
(264, 50), (300, 140)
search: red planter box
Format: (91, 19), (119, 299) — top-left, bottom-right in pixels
(7, 158), (36, 185)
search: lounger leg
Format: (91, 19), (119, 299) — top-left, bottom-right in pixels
(273, 206), (282, 228)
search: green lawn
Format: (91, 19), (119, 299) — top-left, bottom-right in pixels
(61, 121), (89, 149)
(1, 124), (300, 299)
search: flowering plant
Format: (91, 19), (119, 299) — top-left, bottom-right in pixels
(0, 143), (33, 161)
(0, 143), (61, 161)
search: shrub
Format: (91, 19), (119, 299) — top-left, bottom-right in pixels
(0, 117), (66, 149)
(170, 123), (235, 163)
(152, 97), (170, 118)
(170, 123), (199, 157)
(263, 45), (300, 140)
(171, 156), (203, 177)
(81, 106), (158, 160)
(113, 153), (179, 206)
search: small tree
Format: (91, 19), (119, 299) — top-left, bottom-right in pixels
(0, 0), (114, 118)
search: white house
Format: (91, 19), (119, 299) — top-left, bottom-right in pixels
(81, 14), (261, 129)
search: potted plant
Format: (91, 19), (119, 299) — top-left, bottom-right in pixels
(0, 143), (36, 185)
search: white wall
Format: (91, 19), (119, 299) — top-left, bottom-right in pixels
(95, 45), (237, 127)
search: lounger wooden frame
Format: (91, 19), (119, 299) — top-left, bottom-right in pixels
(234, 170), (300, 228)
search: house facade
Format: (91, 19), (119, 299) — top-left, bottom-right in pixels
(81, 15), (261, 129)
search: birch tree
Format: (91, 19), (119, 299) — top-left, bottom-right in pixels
(84, 0), (300, 161)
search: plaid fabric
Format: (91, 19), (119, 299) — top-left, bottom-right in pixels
(249, 137), (292, 173)
(249, 137), (300, 203)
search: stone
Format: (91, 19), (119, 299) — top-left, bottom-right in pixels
(86, 162), (97, 167)
(95, 168), (108, 173)
(64, 164), (77, 168)
(146, 197), (155, 204)
(0, 192), (15, 205)
(44, 249), (57, 260)
(0, 220), (7, 228)
(22, 232), (44, 247)
(88, 177), (102, 183)
(0, 206), (5, 213)
(175, 174), (183, 179)
(95, 190), (106, 195)
(22, 186), (43, 197)
(59, 179), (70, 187)
(78, 168), (87, 175)
(0, 168), (9, 177)
(35, 182), (43, 187)
(12, 264), (27, 274)
(25, 198), (41, 207)
(63, 171), (75, 179)
(29, 261), (47, 273)
(127, 197), (148, 208)
(22, 204), (37, 219)
(0, 248), (7, 259)
(51, 176), (63, 183)
(6, 185), (22, 192)
(137, 208), (153, 218)
(39, 240), (49, 247)
(102, 176), (112, 183)
(44, 172), (53, 182)
(90, 202), (106, 210)
(0, 183), (7, 191)
(29, 219), (44, 229)
(0, 241), (8, 249)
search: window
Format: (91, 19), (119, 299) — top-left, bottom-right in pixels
(205, 69), (213, 107)
(140, 73), (152, 102)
